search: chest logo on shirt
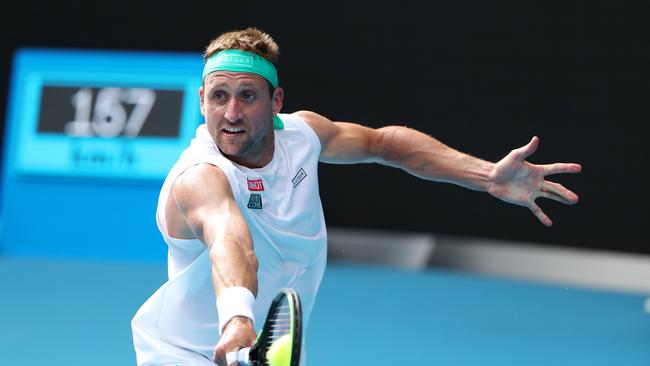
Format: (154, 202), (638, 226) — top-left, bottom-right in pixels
(247, 194), (263, 209)
(292, 168), (307, 188)
(247, 179), (264, 191)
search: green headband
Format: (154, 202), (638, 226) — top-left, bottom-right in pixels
(203, 49), (279, 88)
(203, 49), (283, 129)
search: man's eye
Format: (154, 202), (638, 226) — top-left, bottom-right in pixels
(213, 92), (227, 101)
(241, 92), (257, 101)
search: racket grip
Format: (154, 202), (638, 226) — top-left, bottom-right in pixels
(226, 347), (251, 366)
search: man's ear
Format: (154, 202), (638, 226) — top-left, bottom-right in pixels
(199, 85), (205, 117)
(272, 87), (284, 115)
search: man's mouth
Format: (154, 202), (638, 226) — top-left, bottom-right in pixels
(222, 127), (245, 135)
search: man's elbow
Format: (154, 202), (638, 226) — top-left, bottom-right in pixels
(374, 126), (407, 165)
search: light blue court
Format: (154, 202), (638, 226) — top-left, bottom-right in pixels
(0, 257), (648, 366)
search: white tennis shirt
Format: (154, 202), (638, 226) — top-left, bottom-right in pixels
(132, 114), (327, 365)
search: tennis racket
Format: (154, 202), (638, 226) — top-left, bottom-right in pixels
(226, 288), (302, 366)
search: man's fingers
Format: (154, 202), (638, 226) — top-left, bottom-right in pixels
(542, 163), (582, 176)
(214, 348), (242, 366)
(539, 190), (572, 205)
(529, 202), (552, 227)
(213, 350), (227, 366)
(213, 354), (225, 365)
(214, 344), (242, 366)
(510, 136), (539, 161)
(215, 317), (256, 365)
(541, 181), (579, 204)
(226, 350), (240, 366)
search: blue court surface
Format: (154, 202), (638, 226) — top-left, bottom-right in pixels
(0, 257), (648, 366)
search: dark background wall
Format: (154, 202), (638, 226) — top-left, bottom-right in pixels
(1, 1), (647, 253)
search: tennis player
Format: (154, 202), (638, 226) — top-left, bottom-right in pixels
(131, 27), (581, 366)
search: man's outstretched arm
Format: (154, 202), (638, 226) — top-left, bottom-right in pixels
(171, 163), (258, 365)
(296, 110), (581, 226)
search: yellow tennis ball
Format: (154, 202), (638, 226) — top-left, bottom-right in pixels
(266, 334), (292, 366)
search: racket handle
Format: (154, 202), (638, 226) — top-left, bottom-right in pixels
(225, 347), (251, 366)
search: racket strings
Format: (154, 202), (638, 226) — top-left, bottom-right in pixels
(266, 301), (291, 345)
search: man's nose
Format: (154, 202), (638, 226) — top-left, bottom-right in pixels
(224, 98), (243, 123)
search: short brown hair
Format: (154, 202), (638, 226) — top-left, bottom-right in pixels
(204, 27), (280, 68)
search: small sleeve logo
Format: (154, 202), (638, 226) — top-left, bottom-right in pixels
(292, 168), (307, 188)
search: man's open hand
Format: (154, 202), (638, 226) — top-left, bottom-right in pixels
(486, 136), (582, 226)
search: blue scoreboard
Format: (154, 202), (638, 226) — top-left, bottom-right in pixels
(1, 49), (204, 261)
(7, 49), (203, 180)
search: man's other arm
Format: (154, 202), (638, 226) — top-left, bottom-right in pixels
(295, 110), (581, 226)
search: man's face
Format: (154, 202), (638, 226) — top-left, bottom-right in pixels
(200, 71), (283, 168)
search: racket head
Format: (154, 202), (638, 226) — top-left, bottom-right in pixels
(249, 288), (302, 366)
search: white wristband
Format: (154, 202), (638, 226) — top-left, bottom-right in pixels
(216, 286), (256, 335)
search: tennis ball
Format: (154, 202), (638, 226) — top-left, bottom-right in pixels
(266, 334), (292, 366)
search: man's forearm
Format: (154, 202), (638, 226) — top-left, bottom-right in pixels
(209, 238), (259, 296)
(377, 126), (495, 191)
(209, 237), (259, 334)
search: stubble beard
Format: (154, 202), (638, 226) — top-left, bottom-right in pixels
(216, 127), (271, 166)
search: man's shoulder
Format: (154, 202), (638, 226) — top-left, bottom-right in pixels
(288, 111), (335, 149)
(173, 163), (231, 200)
(291, 110), (323, 127)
